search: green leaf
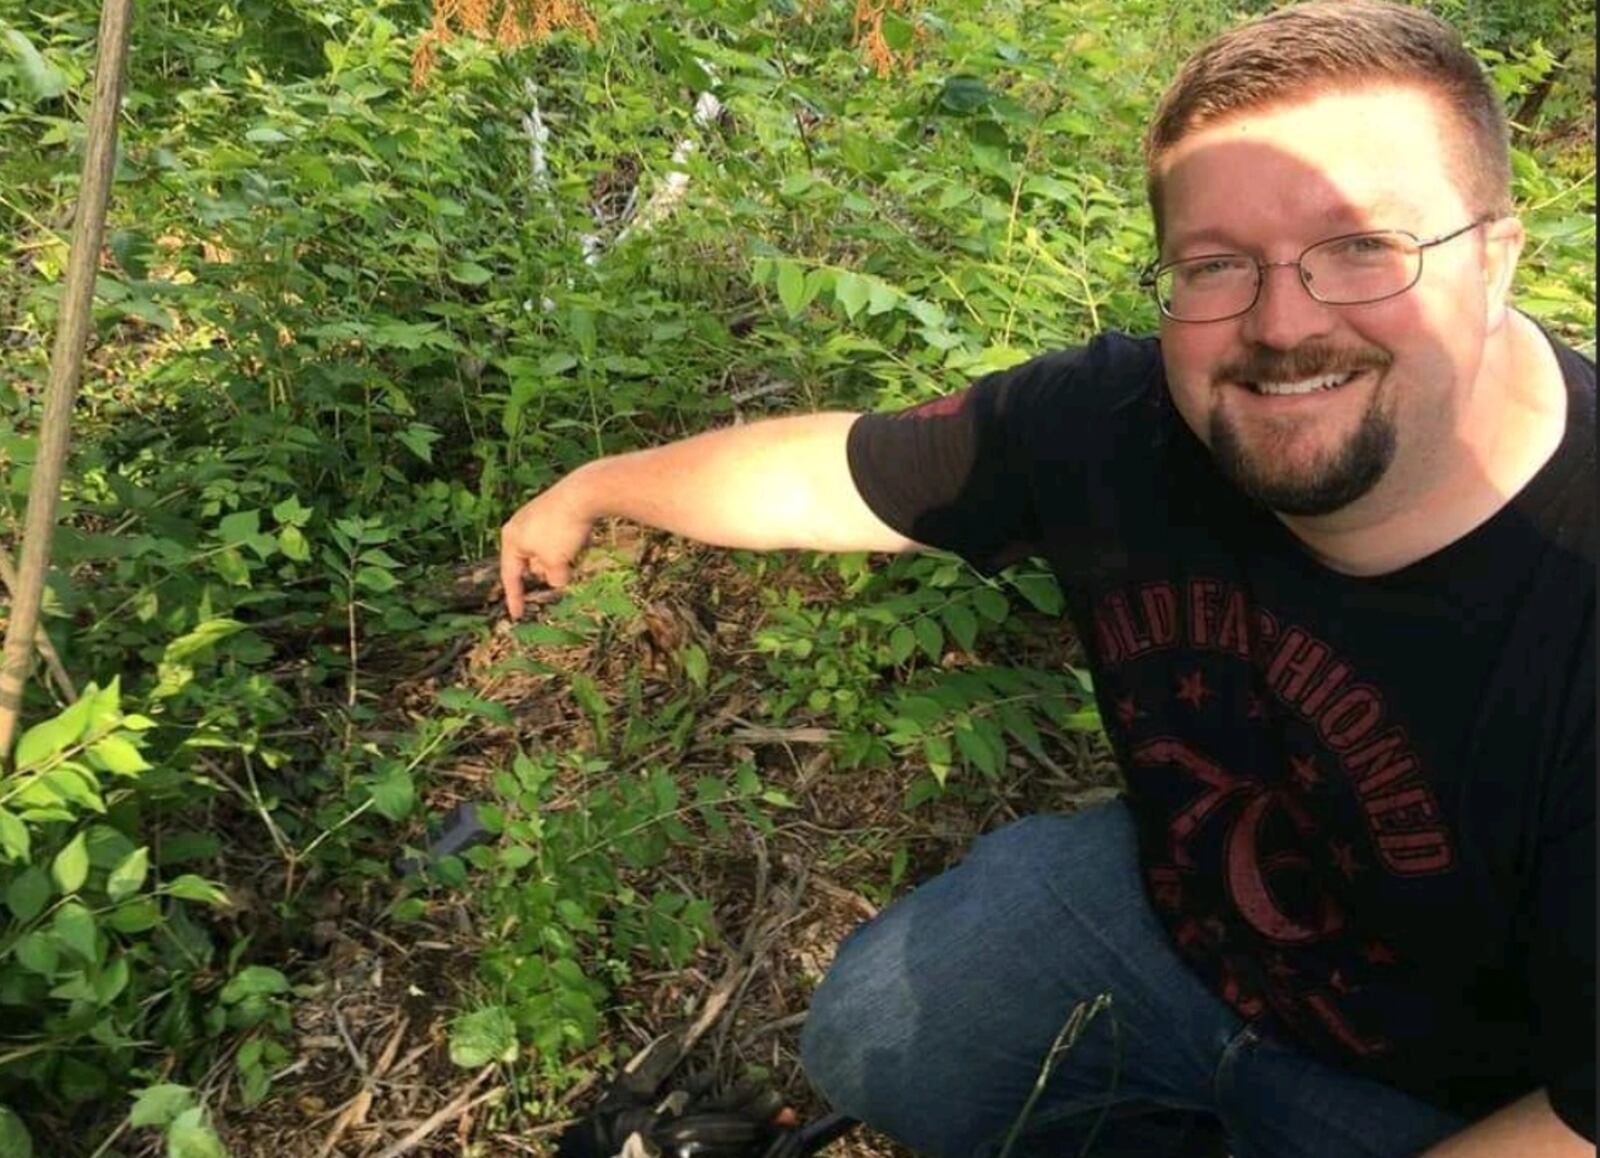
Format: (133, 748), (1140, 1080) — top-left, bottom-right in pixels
(833, 271), (870, 320)
(913, 617), (944, 662)
(14, 931), (59, 976)
(87, 735), (152, 776)
(271, 495), (311, 527)
(14, 696), (94, 770)
(397, 423), (442, 463)
(954, 723), (1003, 778)
(0, 808), (29, 862)
(220, 965), (289, 1004)
(52, 831), (90, 894)
(167, 1107), (227, 1158)
(880, 10), (916, 51)
(52, 901), (98, 964)
(680, 644), (709, 689)
(1011, 572), (1064, 616)
(512, 622), (589, 646)
(368, 766), (414, 822)
(166, 875), (230, 907)
(218, 509), (260, 545)
(130, 1083), (196, 1129)
(244, 125), (289, 144)
(41, 766), (105, 812)
(95, 954), (130, 1004)
(941, 604), (979, 652)
(105, 898), (160, 933)
(106, 847), (150, 902)
(887, 625), (916, 665)
(450, 261), (493, 286)
(3, 29), (67, 101)
(0, 1104), (32, 1158)
(972, 586), (1010, 624)
(449, 1005), (519, 1067)
(922, 733), (953, 785)
(5, 865), (51, 922)
(355, 565), (399, 594)
(776, 261), (807, 319)
(436, 687), (514, 726)
(937, 75), (994, 115)
(866, 277), (899, 316)
(278, 525), (310, 561)
(163, 619), (244, 664)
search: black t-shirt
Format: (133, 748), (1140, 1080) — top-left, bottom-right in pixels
(846, 331), (1596, 1139)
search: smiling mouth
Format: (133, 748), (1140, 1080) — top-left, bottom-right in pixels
(1243, 369), (1363, 396)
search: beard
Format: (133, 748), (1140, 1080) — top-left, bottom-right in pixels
(1206, 342), (1397, 517)
(1209, 401), (1396, 516)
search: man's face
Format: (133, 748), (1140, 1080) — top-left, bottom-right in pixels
(1152, 85), (1518, 518)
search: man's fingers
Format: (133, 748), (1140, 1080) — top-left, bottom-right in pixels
(500, 547), (528, 619)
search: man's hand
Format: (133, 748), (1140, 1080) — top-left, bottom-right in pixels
(499, 480), (594, 617)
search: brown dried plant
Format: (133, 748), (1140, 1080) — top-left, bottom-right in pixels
(412, 0), (600, 89)
(852, 0), (920, 78)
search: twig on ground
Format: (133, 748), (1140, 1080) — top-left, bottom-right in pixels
(373, 1066), (500, 1158)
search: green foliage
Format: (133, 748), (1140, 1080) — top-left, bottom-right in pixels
(0, 684), (234, 1137)
(0, 0), (1590, 1146)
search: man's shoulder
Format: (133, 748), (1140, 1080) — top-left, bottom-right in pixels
(987, 331), (1166, 417)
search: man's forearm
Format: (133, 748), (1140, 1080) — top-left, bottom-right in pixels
(553, 412), (916, 554)
(1419, 1090), (1592, 1157)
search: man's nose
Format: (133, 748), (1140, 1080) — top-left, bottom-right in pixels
(1239, 262), (1337, 349)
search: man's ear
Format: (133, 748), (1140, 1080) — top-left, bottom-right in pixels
(1481, 216), (1525, 333)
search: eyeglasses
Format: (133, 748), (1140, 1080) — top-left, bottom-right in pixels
(1140, 219), (1493, 323)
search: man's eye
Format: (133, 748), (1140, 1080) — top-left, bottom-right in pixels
(1178, 257), (1249, 284)
(1324, 234), (1404, 261)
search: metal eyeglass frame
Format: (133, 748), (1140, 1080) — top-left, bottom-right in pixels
(1138, 217), (1495, 323)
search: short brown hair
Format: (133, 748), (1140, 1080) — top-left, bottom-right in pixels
(1144, 0), (1512, 239)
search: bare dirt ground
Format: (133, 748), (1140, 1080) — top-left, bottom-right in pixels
(194, 530), (1122, 1158)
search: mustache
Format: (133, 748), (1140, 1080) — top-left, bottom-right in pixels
(1219, 344), (1392, 383)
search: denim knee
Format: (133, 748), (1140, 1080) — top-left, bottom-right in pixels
(798, 915), (888, 1117)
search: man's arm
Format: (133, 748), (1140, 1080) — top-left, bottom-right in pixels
(1419, 1090), (1593, 1157)
(499, 412), (920, 617)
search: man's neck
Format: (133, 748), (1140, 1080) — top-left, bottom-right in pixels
(1279, 313), (1568, 577)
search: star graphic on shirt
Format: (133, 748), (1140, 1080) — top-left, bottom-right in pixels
(1150, 876), (1182, 910)
(1116, 695), (1144, 729)
(1289, 754), (1323, 791)
(1219, 965), (1266, 1018)
(1245, 692), (1268, 721)
(1330, 840), (1362, 880)
(1363, 941), (1399, 966)
(1175, 670), (1213, 710)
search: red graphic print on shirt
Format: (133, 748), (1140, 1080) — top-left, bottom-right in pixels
(1089, 577), (1459, 1061)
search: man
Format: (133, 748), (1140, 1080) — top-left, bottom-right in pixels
(500, 2), (1595, 1154)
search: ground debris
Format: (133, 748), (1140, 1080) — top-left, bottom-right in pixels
(219, 535), (1118, 1155)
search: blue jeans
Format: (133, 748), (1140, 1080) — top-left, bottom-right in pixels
(800, 803), (1466, 1158)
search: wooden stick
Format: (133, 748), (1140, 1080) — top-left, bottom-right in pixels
(0, 0), (133, 762)
(0, 548), (77, 703)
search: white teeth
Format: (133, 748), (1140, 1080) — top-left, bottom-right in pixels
(1252, 371), (1357, 396)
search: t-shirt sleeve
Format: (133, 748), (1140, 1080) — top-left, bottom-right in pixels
(1531, 754), (1597, 1141)
(845, 352), (1069, 574)
(846, 335), (1171, 576)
